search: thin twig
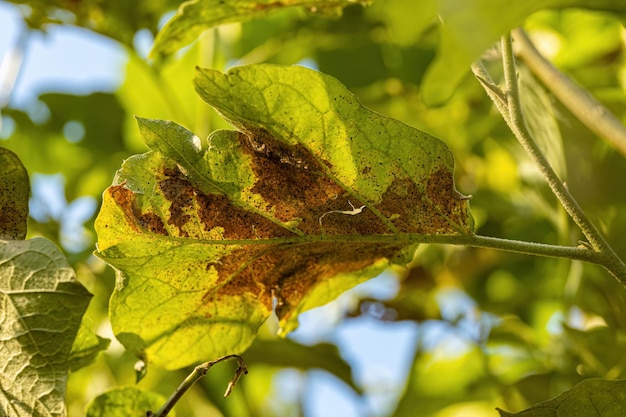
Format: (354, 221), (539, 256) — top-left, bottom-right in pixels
(512, 28), (626, 158)
(149, 355), (248, 417)
(475, 34), (626, 283)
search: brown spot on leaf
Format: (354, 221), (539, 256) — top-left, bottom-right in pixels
(109, 184), (168, 236)
(139, 213), (168, 236)
(205, 240), (403, 320)
(425, 167), (472, 232)
(159, 168), (195, 237)
(242, 129), (391, 235)
(158, 165), (294, 240)
(377, 168), (471, 234)
(243, 130), (344, 228)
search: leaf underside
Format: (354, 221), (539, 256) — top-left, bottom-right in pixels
(85, 386), (171, 417)
(0, 238), (92, 417)
(497, 378), (626, 416)
(95, 64), (472, 368)
(150, 0), (369, 59)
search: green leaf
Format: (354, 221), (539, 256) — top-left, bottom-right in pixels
(0, 237), (92, 417)
(0, 147), (29, 240)
(245, 338), (362, 394)
(150, 0), (369, 59)
(67, 317), (110, 372)
(85, 386), (172, 417)
(497, 378), (626, 416)
(95, 64), (472, 369)
(421, 0), (626, 105)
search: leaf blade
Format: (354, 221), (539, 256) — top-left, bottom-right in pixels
(497, 378), (626, 416)
(95, 64), (472, 369)
(150, 0), (369, 59)
(86, 386), (172, 417)
(0, 237), (92, 417)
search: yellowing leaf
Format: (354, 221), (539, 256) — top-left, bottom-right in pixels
(151, 0), (369, 59)
(95, 64), (472, 369)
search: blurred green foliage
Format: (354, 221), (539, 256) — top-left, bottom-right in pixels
(1, 0), (626, 416)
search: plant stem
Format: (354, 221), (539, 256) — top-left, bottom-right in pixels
(511, 28), (626, 158)
(471, 34), (626, 284)
(150, 355), (248, 417)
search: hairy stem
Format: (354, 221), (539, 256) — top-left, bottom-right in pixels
(150, 355), (248, 417)
(471, 34), (626, 283)
(512, 28), (626, 158)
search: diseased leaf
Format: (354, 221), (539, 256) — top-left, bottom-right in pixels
(0, 237), (92, 417)
(150, 0), (369, 59)
(95, 64), (472, 369)
(0, 147), (29, 240)
(85, 386), (172, 417)
(497, 378), (626, 416)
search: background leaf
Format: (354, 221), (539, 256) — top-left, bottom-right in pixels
(85, 386), (172, 417)
(497, 378), (626, 416)
(0, 237), (92, 417)
(151, 0), (369, 59)
(0, 147), (29, 240)
(421, 0), (626, 105)
(67, 317), (111, 372)
(244, 338), (362, 394)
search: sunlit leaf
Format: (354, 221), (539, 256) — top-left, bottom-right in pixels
(95, 64), (472, 369)
(0, 147), (29, 240)
(85, 386), (172, 417)
(0, 237), (92, 417)
(422, 0), (626, 105)
(150, 0), (370, 59)
(497, 378), (626, 416)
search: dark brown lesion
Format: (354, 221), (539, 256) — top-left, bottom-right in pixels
(376, 168), (472, 234)
(157, 164), (296, 240)
(243, 129), (343, 227)
(109, 184), (169, 236)
(205, 240), (404, 320)
(139, 212), (168, 235)
(270, 241), (402, 319)
(242, 128), (394, 235)
(424, 167), (473, 234)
